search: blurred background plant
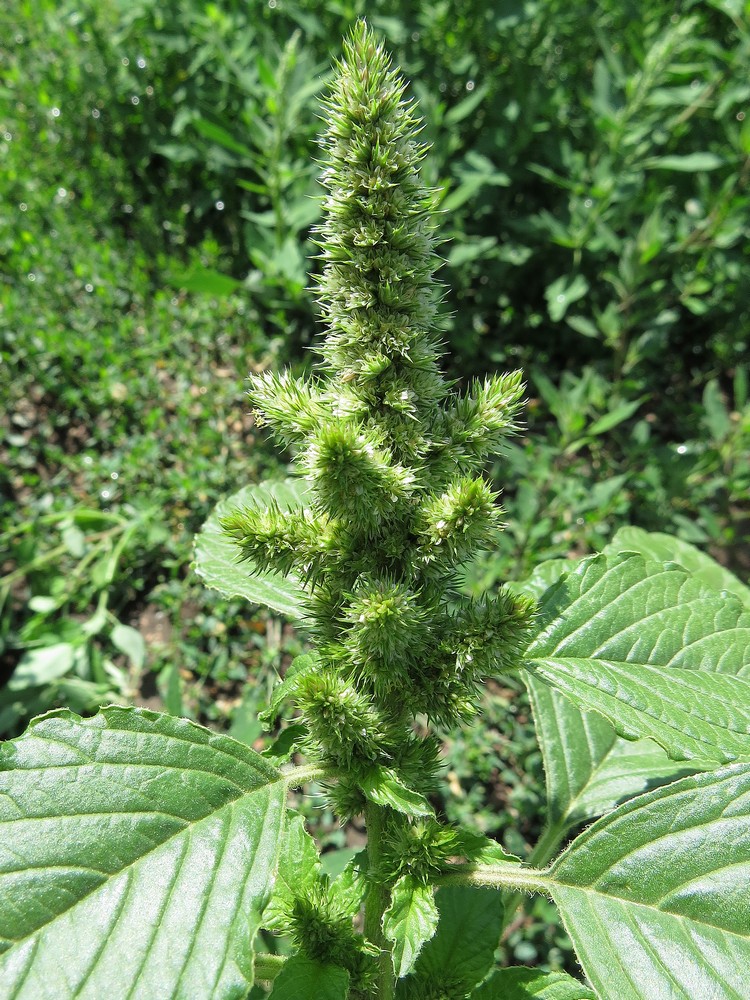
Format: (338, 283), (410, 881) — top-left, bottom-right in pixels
(2, 0), (748, 977)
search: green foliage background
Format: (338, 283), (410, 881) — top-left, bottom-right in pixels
(2, 0), (749, 974)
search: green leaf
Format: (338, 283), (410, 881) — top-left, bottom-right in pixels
(585, 395), (646, 437)
(383, 877), (439, 978)
(192, 118), (256, 160)
(644, 152), (725, 171)
(472, 967), (596, 999)
(263, 812), (322, 932)
(111, 622), (146, 670)
(328, 851), (369, 917)
(175, 264), (243, 297)
(8, 643), (75, 690)
(194, 479), (310, 618)
(444, 85), (489, 126)
(160, 662), (184, 717)
(524, 553), (750, 763)
(261, 653), (321, 728)
(397, 886), (504, 997)
(361, 766), (434, 817)
(545, 274), (589, 322)
(527, 682), (701, 847)
(550, 763), (750, 1000)
(515, 553), (712, 860)
(447, 236), (497, 268)
(61, 523), (86, 558)
(262, 723), (307, 761)
(605, 526), (750, 607)
(0, 707), (286, 998)
(268, 956), (349, 999)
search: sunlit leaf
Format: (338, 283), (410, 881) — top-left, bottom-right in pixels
(0, 707), (286, 998)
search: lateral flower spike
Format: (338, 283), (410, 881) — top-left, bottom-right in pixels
(226, 19), (534, 794)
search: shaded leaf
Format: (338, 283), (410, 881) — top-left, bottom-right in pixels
(397, 886), (503, 997)
(473, 967), (596, 999)
(268, 956), (349, 999)
(194, 479), (310, 617)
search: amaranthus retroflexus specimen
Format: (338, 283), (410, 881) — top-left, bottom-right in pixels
(222, 21), (534, 995)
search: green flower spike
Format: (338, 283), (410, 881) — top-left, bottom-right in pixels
(223, 16), (533, 826)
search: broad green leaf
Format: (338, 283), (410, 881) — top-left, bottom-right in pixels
(361, 766), (433, 817)
(383, 877), (439, 978)
(550, 763), (750, 1000)
(527, 682), (700, 852)
(606, 526), (750, 607)
(0, 707), (286, 999)
(472, 967), (596, 999)
(397, 886), (504, 997)
(268, 956), (349, 999)
(529, 653), (750, 763)
(194, 479), (310, 617)
(515, 557), (705, 856)
(524, 553), (750, 763)
(263, 812), (322, 932)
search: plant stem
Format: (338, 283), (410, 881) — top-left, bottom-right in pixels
(253, 952), (286, 982)
(364, 801), (395, 1000)
(434, 861), (551, 897)
(282, 763), (328, 788)
(498, 821), (565, 935)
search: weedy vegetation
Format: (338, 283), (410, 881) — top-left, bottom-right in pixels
(1, 23), (749, 1000)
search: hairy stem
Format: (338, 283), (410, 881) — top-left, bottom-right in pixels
(434, 861), (551, 896)
(498, 820), (566, 934)
(364, 801), (395, 1000)
(253, 953), (285, 983)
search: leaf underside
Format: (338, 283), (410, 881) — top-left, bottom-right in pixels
(517, 544), (747, 856)
(0, 707), (286, 1000)
(525, 552), (750, 765)
(193, 478), (310, 617)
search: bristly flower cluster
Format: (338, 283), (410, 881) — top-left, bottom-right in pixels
(222, 21), (533, 803)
